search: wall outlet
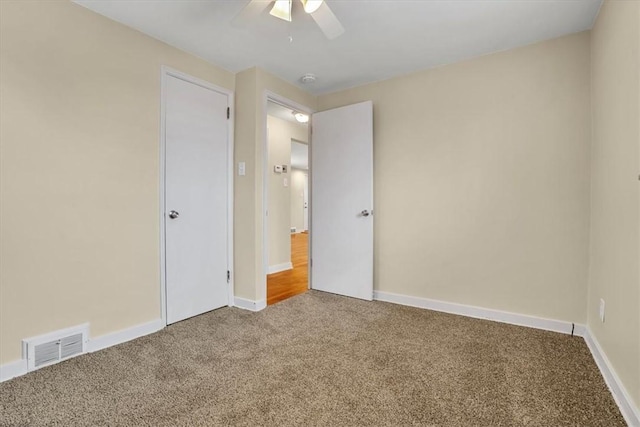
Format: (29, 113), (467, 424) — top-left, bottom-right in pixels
(599, 299), (605, 323)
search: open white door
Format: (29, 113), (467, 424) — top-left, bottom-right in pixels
(303, 174), (309, 231)
(164, 73), (230, 324)
(311, 101), (373, 300)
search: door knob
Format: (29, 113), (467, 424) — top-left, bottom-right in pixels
(168, 210), (180, 219)
(361, 210), (370, 217)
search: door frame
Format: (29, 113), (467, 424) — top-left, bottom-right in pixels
(159, 66), (235, 326)
(262, 91), (314, 295)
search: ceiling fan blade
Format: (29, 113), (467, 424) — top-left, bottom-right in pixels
(309, 1), (345, 40)
(231, 0), (272, 27)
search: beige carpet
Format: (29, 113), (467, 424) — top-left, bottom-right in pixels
(0, 291), (625, 426)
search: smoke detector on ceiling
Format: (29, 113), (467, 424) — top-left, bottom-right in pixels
(300, 74), (317, 84)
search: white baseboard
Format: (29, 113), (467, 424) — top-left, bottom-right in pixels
(268, 262), (293, 274)
(0, 359), (28, 382)
(373, 291), (585, 336)
(87, 319), (164, 353)
(584, 328), (640, 426)
(233, 297), (267, 312)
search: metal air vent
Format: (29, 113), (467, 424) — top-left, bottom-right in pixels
(23, 324), (89, 371)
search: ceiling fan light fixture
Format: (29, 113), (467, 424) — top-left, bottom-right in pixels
(300, 0), (323, 14)
(293, 112), (309, 123)
(270, 0), (292, 22)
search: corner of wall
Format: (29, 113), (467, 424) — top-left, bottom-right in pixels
(233, 67), (259, 301)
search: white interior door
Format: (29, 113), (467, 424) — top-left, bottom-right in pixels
(303, 174), (309, 231)
(165, 73), (229, 324)
(311, 101), (373, 300)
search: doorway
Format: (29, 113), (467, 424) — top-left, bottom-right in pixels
(160, 67), (234, 325)
(265, 99), (311, 305)
(263, 96), (373, 305)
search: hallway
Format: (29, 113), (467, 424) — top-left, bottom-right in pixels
(267, 233), (308, 305)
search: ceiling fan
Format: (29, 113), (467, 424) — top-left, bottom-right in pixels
(234, 0), (345, 40)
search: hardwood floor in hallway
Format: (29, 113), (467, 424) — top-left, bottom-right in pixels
(267, 232), (308, 305)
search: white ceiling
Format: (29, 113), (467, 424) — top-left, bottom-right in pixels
(75, 0), (602, 95)
(291, 141), (309, 170)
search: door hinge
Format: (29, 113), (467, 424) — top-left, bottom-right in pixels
(227, 270), (230, 283)
(227, 107), (230, 119)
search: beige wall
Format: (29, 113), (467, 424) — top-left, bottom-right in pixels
(0, 1), (234, 364)
(266, 116), (308, 267)
(588, 0), (640, 408)
(318, 32), (592, 323)
(233, 68), (316, 302)
(290, 169), (308, 233)
(232, 68), (260, 301)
